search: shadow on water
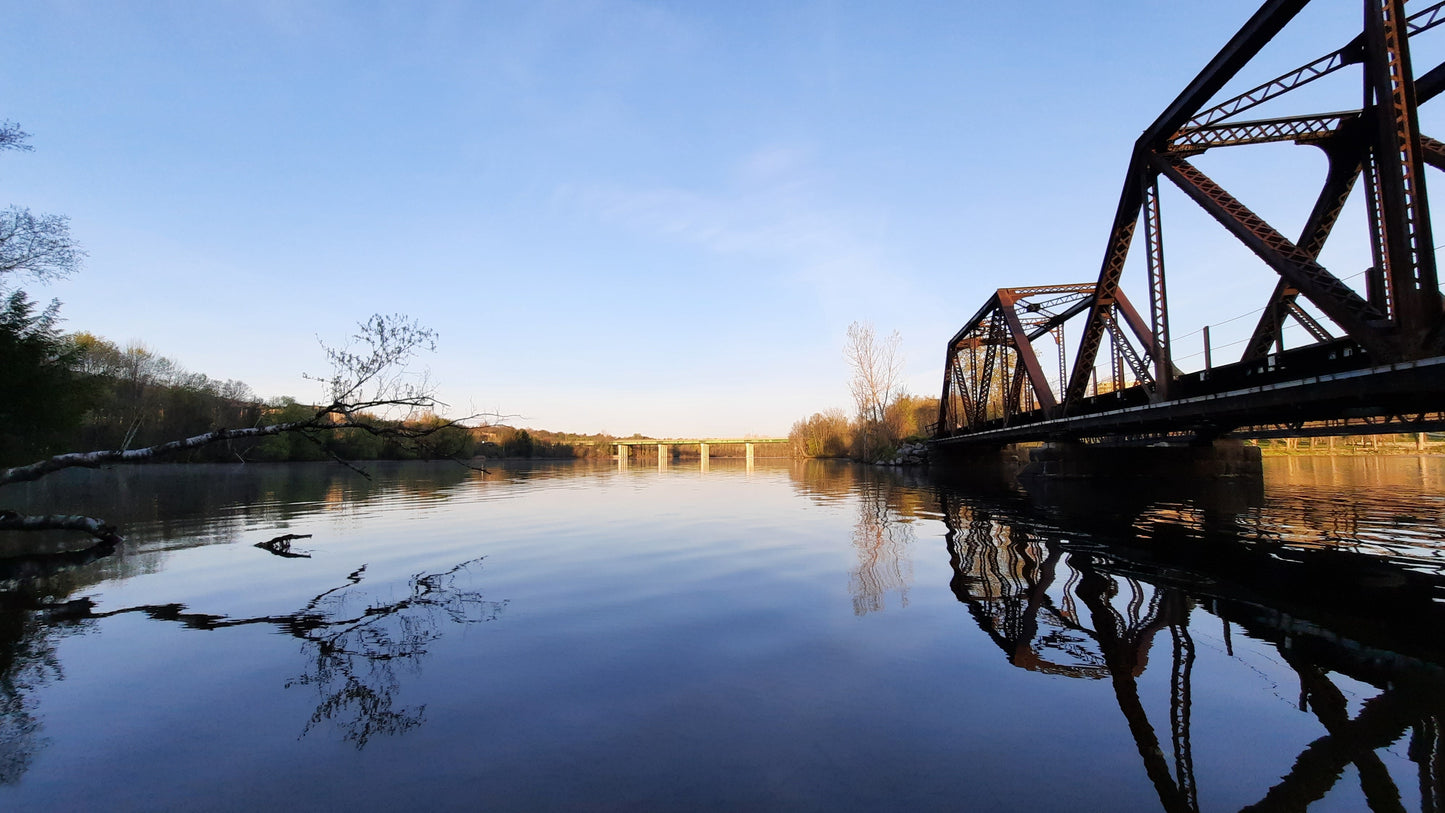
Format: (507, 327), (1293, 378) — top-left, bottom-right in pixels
(928, 470), (1445, 813)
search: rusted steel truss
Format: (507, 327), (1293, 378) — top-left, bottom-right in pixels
(938, 285), (1098, 434)
(937, 0), (1445, 439)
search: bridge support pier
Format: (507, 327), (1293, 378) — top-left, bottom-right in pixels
(745, 443), (755, 465)
(1022, 440), (1261, 481)
(927, 444), (1031, 490)
(616, 444), (629, 466)
(657, 443), (669, 469)
(699, 442), (710, 467)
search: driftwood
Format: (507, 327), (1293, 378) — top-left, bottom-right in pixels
(0, 510), (123, 546)
(255, 533), (313, 558)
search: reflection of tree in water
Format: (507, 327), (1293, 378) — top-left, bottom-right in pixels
(0, 600), (91, 784)
(850, 479), (915, 615)
(0, 542), (116, 784)
(0, 553), (505, 778)
(278, 561), (506, 747)
(938, 485), (1445, 813)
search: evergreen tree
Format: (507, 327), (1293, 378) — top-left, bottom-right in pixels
(0, 291), (93, 463)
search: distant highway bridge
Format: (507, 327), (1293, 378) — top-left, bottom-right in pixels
(934, 0), (1445, 450)
(610, 438), (789, 465)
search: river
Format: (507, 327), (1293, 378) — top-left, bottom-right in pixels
(1, 455), (1442, 811)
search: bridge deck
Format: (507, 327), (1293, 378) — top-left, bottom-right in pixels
(935, 345), (1445, 447)
(608, 438), (788, 447)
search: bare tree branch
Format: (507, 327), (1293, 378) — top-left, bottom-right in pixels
(0, 121), (33, 153)
(845, 321), (904, 424)
(0, 207), (84, 282)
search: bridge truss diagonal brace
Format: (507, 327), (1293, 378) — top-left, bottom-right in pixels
(938, 345), (977, 436)
(1151, 153), (1396, 359)
(998, 291), (1060, 413)
(1144, 0), (1311, 145)
(1064, 155), (1145, 411)
(1243, 135), (1363, 360)
(1061, 160), (1175, 412)
(973, 309), (1005, 428)
(1422, 135), (1445, 170)
(1104, 311), (1155, 391)
(1162, 1), (1445, 141)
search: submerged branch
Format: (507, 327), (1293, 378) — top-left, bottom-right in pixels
(255, 533), (313, 558)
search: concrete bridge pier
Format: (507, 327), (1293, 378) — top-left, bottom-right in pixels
(616, 444), (629, 468)
(699, 442), (710, 471)
(657, 443), (669, 470)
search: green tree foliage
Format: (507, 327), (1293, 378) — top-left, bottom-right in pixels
(65, 334), (261, 459)
(252, 400), (331, 462)
(479, 426), (602, 458)
(0, 291), (94, 463)
(0, 122), (94, 464)
(502, 429), (534, 458)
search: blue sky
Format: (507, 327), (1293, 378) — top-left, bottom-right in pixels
(4, 1), (1440, 436)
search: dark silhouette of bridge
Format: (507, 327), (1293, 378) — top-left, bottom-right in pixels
(935, 0), (1445, 449)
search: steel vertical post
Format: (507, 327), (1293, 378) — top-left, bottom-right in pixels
(1143, 177), (1173, 399)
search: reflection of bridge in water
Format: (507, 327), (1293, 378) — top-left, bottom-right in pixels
(937, 479), (1445, 813)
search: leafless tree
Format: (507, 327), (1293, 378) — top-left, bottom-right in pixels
(0, 122), (83, 289)
(845, 321), (904, 424)
(0, 121), (31, 152)
(0, 314), (480, 547)
(844, 322), (905, 461)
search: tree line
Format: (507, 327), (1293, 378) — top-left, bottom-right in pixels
(0, 301), (652, 467)
(0, 300), (480, 466)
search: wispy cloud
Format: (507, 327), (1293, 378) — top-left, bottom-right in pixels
(564, 146), (913, 312)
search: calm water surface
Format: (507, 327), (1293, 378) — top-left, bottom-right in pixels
(1, 456), (1443, 811)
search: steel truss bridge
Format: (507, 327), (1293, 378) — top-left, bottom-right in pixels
(936, 0), (1445, 447)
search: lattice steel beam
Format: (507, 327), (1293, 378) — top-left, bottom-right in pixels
(1364, 0), (1442, 338)
(1179, 1), (1445, 133)
(1146, 0), (1312, 144)
(1243, 133), (1363, 360)
(1170, 112), (1355, 153)
(1105, 312), (1155, 390)
(1064, 156), (1143, 410)
(1153, 154), (1393, 356)
(1143, 178), (1173, 399)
